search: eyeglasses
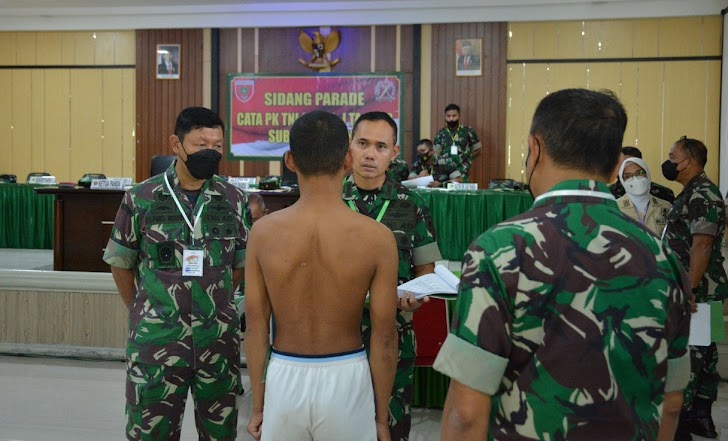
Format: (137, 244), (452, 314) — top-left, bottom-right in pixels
(622, 169), (647, 180)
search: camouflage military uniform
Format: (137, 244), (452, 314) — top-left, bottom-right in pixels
(103, 162), (250, 441)
(433, 125), (481, 182)
(343, 175), (442, 441)
(408, 155), (460, 184)
(616, 194), (672, 236)
(387, 157), (410, 183)
(434, 180), (691, 440)
(662, 171), (728, 409)
(610, 179), (676, 203)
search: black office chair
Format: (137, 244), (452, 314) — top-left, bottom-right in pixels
(280, 152), (298, 188)
(77, 173), (107, 188)
(0, 174), (17, 184)
(26, 172), (50, 182)
(151, 155), (176, 177)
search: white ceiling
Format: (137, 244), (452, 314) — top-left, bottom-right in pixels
(0, 0), (725, 31)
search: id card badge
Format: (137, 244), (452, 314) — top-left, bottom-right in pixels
(450, 144), (458, 155)
(182, 249), (204, 277)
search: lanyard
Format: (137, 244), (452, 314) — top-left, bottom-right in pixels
(348, 199), (390, 223)
(448, 126), (460, 144)
(164, 173), (205, 234)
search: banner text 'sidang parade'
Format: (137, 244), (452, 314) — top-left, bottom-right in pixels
(227, 74), (402, 160)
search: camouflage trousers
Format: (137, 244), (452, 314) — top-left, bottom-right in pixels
(362, 308), (416, 441)
(125, 358), (240, 441)
(683, 343), (719, 409)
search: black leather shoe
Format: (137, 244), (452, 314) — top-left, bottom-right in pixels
(674, 425), (693, 441)
(689, 398), (718, 438)
(675, 410), (693, 441)
(687, 417), (717, 438)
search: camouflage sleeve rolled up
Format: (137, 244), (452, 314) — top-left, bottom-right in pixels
(408, 160), (423, 179)
(387, 158), (410, 183)
(411, 192), (442, 267)
(464, 125), (481, 153)
(432, 241), (510, 395)
(433, 128), (448, 155)
(434, 155), (461, 182)
(665, 266), (692, 392)
(103, 190), (140, 269)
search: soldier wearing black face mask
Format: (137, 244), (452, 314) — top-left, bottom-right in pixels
(432, 104), (482, 183)
(104, 106), (252, 440)
(408, 138), (460, 188)
(661, 136), (728, 441)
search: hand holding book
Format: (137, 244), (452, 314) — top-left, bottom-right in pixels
(397, 264), (459, 300)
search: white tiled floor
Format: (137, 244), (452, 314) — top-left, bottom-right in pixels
(0, 355), (442, 441)
(2, 355), (728, 441)
(1, 250), (728, 441)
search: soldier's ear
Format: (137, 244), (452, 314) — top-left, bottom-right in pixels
(344, 149), (353, 171)
(170, 135), (181, 155)
(392, 144), (401, 160)
(284, 151), (297, 172)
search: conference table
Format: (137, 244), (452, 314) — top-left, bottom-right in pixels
(0, 184), (533, 259)
(1, 183), (533, 407)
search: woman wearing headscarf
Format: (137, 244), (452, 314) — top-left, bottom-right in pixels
(616, 157), (673, 235)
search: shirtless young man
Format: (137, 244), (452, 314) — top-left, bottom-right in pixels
(245, 110), (399, 441)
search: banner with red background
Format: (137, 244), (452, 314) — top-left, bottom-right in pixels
(227, 73), (403, 160)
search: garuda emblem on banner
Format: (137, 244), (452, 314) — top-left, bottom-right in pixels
(298, 29), (341, 72)
(234, 79), (254, 103)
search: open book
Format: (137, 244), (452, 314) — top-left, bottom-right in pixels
(397, 264), (460, 300)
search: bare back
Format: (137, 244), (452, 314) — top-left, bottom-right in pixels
(248, 199), (398, 354)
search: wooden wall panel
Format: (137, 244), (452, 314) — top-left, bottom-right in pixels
(504, 18), (722, 189)
(0, 32), (135, 183)
(375, 26), (397, 72)
(400, 26), (415, 163)
(30, 70), (45, 173)
(70, 70), (104, 180)
(429, 22), (508, 187)
(44, 70), (72, 180)
(0, 290), (127, 349)
(11, 70), (31, 177)
(135, 29), (204, 182)
(0, 71), (11, 175)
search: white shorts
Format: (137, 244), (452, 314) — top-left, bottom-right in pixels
(261, 347), (376, 441)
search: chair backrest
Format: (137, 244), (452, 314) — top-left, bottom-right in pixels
(280, 152), (298, 187)
(26, 172), (50, 181)
(151, 155), (176, 177)
(0, 174), (17, 183)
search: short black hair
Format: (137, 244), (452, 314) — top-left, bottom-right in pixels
(445, 104), (460, 113)
(351, 111), (398, 146)
(676, 136), (708, 168)
(621, 146), (642, 158)
(529, 88), (627, 180)
(247, 192), (265, 209)
(418, 139), (433, 149)
(289, 110), (349, 176)
(174, 107), (225, 143)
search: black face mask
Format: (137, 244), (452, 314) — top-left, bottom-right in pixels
(182, 146), (222, 180)
(661, 159), (684, 182)
(446, 120), (458, 129)
(417, 153), (431, 164)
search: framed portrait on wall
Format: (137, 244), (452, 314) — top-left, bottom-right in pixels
(156, 44), (181, 80)
(455, 38), (482, 77)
